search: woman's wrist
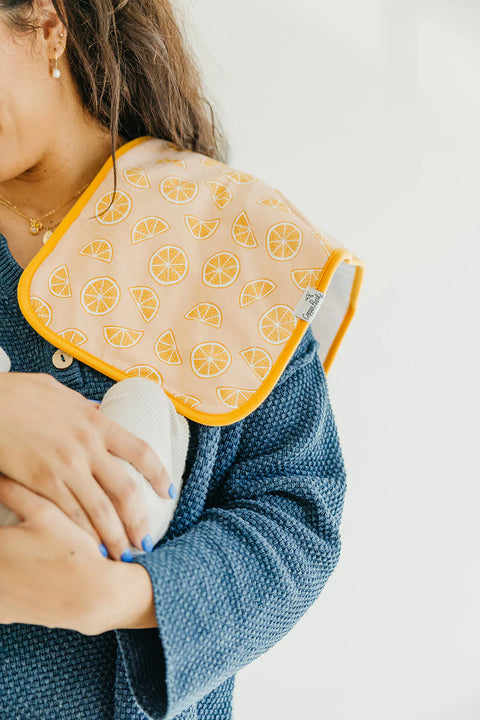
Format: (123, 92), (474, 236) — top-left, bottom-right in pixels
(93, 559), (158, 634)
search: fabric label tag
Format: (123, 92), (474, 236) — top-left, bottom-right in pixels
(293, 288), (325, 323)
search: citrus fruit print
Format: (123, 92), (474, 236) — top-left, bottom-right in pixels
(184, 302), (222, 328)
(162, 140), (183, 152)
(202, 156), (225, 168)
(124, 365), (163, 384)
(154, 329), (182, 365)
(104, 326), (144, 348)
(232, 211), (257, 248)
(202, 252), (240, 288)
(239, 347), (273, 380)
(206, 180), (232, 209)
(57, 328), (88, 346)
(156, 158), (187, 170)
(258, 304), (297, 344)
(222, 169), (257, 184)
(174, 393), (201, 408)
(131, 216), (170, 245)
(22, 136), (361, 422)
(290, 268), (323, 291)
(79, 239), (113, 263)
(239, 278), (277, 308)
(257, 197), (291, 213)
(128, 286), (160, 323)
(80, 277), (120, 315)
(30, 296), (52, 327)
(184, 215), (220, 241)
(123, 167), (151, 189)
(160, 176), (198, 204)
(191, 342), (231, 378)
(149, 245), (188, 285)
(311, 230), (341, 256)
(216, 387), (255, 409)
(48, 265), (72, 298)
(266, 222), (303, 261)
(95, 190), (132, 225)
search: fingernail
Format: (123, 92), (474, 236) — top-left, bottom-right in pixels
(142, 534), (153, 552)
(121, 548), (133, 562)
(168, 483), (177, 500)
(99, 543), (108, 557)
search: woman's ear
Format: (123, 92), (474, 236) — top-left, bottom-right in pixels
(0, 347), (11, 372)
(35, 0), (66, 49)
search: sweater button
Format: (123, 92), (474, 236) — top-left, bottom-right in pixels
(52, 349), (74, 369)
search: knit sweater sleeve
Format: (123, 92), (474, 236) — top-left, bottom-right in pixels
(114, 326), (347, 720)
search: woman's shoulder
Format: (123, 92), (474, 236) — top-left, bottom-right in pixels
(276, 325), (322, 387)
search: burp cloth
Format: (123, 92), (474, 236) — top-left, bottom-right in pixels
(15, 136), (365, 426)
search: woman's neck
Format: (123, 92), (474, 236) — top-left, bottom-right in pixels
(0, 120), (129, 223)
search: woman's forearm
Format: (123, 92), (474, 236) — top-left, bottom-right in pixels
(96, 561), (158, 633)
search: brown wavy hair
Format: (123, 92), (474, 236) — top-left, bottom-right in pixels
(1, 0), (230, 206)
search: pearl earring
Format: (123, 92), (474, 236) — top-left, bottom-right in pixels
(52, 48), (61, 79)
(52, 40), (66, 79)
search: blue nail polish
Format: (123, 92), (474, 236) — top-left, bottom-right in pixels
(99, 543), (108, 557)
(142, 534), (153, 552)
(121, 548), (133, 562)
(168, 483), (177, 500)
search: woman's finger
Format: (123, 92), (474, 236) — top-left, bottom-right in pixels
(0, 475), (53, 522)
(37, 462), (103, 544)
(86, 398), (101, 408)
(87, 451), (152, 555)
(0, 470), (102, 545)
(65, 460), (136, 562)
(99, 415), (171, 499)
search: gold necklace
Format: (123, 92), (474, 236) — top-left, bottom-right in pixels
(0, 179), (91, 240)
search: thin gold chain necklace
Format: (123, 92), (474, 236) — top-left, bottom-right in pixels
(0, 180), (91, 239)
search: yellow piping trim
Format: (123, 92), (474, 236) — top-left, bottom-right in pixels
(324, 256), (365, 374)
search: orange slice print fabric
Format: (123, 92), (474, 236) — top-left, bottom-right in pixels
(17, 136), (364, 425)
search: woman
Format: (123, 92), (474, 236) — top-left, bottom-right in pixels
(0, 1), (349, 718)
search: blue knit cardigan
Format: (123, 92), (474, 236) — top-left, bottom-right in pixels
(0, 231), (347, 720)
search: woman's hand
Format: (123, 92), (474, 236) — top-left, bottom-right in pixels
(0, 372), (171, 561)
(0, 476), (122, 636)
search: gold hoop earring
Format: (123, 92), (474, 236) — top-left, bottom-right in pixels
(52, 48), (61, 79)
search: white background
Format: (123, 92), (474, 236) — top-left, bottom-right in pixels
(181, 1), (479, 718)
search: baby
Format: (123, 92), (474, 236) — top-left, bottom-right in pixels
(0, 345), (190, 558)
